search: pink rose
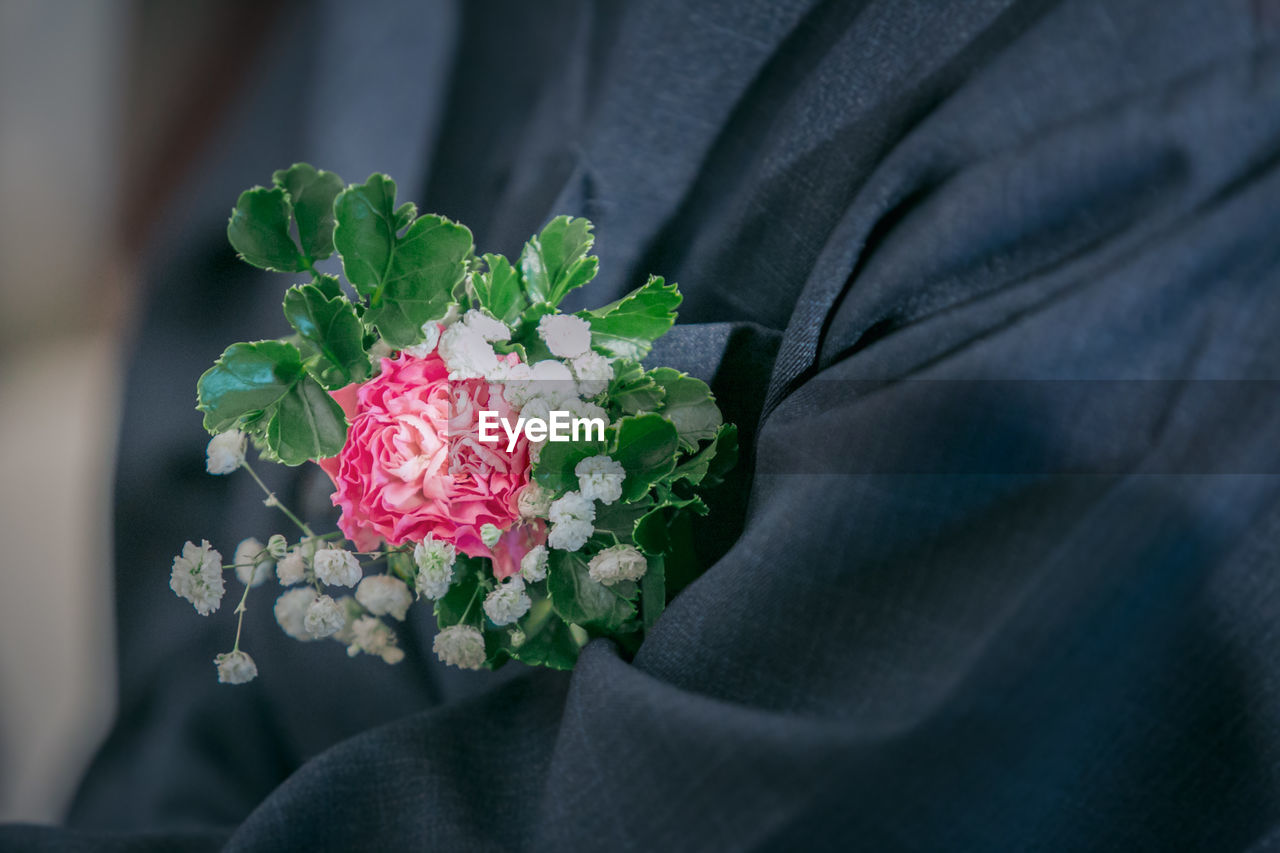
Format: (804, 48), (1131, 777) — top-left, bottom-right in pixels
(318, 352), (542, 577)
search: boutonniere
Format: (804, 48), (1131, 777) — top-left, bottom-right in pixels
(168, 164), (737, 682)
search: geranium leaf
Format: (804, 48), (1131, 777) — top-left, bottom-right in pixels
(641, 553), (666, 631)
(520, 216), (597, 306)
(283, 284), (371, 389)
(471, 253), (525, 326)
(648, 367), (723, 451)
(547, 550), (636, 631)
(580, 275), (681, 360)
(607, 359), (665, 415)
(335, 175), (474, 347)
(609, 413), (679, 501)
(267, 373), (348, 465)
(197, 340), (305, 433)
(227, 187), (305, 273)
(272, 163), (344, 264)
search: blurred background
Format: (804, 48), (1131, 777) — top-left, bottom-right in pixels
(0, 0), (277, 821)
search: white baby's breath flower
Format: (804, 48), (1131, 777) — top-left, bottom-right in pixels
(266, 533), (289, 560)
(537, 314), (592, 359)
(356, 575), (413, 621)
(495, 362), (534, 406)
(170, 540), (225, 616)
(548, 520), (592, 551)
(519, 396), (553, 428)
(304, 594), (346, 638)
(313, 547), (362, 588)
(214, 650), (258, 684)
(433, 624), (486, 670)
(463, 309), (511, 342)
(575, 455), (625, 505)
(275, 548), (307, 586)
(527, 359), (578, 403)
(517, 482), (553, 519)
(402, 320), (442, 358)
(275, 588), (320, 641)
(483, 578), (531, 626)
(548, 491), (596, 551)
(438, 321), (499, 380)
(571, 351), (613, 396)
(232, 537), (273, 587)
(520, 544), (548, 582)
(565, 397), (608, 426)
(413, 537), (457, 599)
(588, 544), (649, 586)
(347, 616), (404, 664)
(480, 523), (503, 549)
(205, 430), (246, 475)
(549, 490), (595, 525)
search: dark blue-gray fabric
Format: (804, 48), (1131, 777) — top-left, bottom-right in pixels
(6, 0), (1280, 849)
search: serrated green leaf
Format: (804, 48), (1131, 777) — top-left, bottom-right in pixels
(335, 175), (474, 346)
(648, 367), (723, 451)
(283, 284), (371, 389)
(273, 163), (343, 264)
(520, 216), (597, 306)
(669, 423), (737, 486)
(608, 359), (665, 415)
(610, 413), (679, 502)
(471, 253), (525, 325)
(227, 187), (304, 272)
(267, 373), (348, 465)
(197, 340), (305, 433)
(547, 550), (636, 631)
(312, 273), (344, 300)
(581, 275), (681, 360)
(703, 423), (738, 487)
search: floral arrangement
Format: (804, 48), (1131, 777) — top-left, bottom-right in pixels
(168, 164), (737, 683)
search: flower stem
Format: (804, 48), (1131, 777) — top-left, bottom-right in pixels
(240, 459), (315, 538)
(231, 576), (254, 652)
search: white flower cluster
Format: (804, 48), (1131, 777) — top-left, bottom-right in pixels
(356, 574), (413, 621)
(413, 536), (457, 600)
(233, 537), (273, 587)
(547, 490), (596, 551)
(346, 615), (405, 664)
(170, 540), (225, 616)
(214, 650), (257, 684)
(588, 544), (649, 586)
(483, 577), (531, 626)
(574, 455), (625, 505)
(433, 624), (486, 670)
(313, 546), (362, 587)
(206, 430), (246, 475)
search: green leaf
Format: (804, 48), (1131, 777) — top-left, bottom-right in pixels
(533, 435), (607, 495)
(272, 163), (343, 263)
(641, 553), (666, 632)
(312, 273), (344, 300)
(334, 175), (474, 346)
(267, 373), (348, 465)
(607, 359), (665, 415)
(434, 562), (484, 628)
(580, 275), (681, 360)
(592, 494), (654, 543)
(227, 187), (304, 272)
(547, 550), (636, 631)
(196, 339), (349, 465)
(702, 423), (739, 487)
(471, 253), (525, 325)
(609, 413), (679, 502)
(648, 367), (723, 451)
(197, 340), (305, 433)
(634, 507), (671, 556)
(519, 216), (597, 306)
(283, 284), (371, 389)
(509, 597), (580, 669)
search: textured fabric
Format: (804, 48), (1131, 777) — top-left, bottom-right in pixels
(6, 0), (1280, 849)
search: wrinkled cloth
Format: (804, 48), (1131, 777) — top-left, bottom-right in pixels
(7, 0), (1280, 849)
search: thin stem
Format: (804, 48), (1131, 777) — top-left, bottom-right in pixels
(459, 582), (482, 626)
(231, 574), (254, 652)
(240, 459), (314, 538)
